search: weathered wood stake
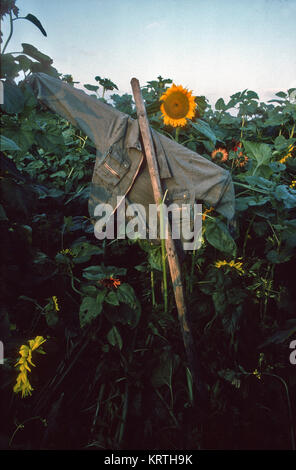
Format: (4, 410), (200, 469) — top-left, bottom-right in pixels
(131, 78), (205, 400)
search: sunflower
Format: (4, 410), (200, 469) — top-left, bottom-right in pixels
(235, 154), (249, 167)
(211, 148), (228, 163)
(159, 84), (196, 127)
(214, 259), (245, 275)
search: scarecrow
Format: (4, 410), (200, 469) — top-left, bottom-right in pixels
(28, 73), (236, 401)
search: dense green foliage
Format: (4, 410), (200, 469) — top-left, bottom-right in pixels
(1, 2), (296, 450)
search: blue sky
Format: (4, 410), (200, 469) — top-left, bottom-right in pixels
(2, 0), (296, 105)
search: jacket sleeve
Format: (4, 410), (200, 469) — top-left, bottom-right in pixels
(156, 132), (236, 221)
(26, 72), (138, 158)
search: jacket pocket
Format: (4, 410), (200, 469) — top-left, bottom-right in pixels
(97, 144), (131, 187)
(167, 189), (190, 205)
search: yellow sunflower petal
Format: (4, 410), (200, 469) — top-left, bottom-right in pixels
(30, 336), (46, 351)
(19, 345), (30, 357)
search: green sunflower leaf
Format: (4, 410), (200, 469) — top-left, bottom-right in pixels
(0, 135), (20, 151)
(107, 325), (123, 350)
(79, 296), (102, 328)
(205, 219), (237, 255)
(191, 120), (217, 145)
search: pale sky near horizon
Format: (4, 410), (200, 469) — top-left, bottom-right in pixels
(1, 0), (296, 106)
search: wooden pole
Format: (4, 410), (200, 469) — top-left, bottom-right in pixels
(131, 78), (206, 400)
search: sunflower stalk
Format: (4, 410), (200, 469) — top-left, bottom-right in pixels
(263, 373), (295, 451)
(159, 197), (168, 314)
(9, 416), (44, 447)
(240, 115), (245, 140)
(188, 249), (197, 294)
(116, 382), (129, 447)
(150, 270), (156, 307)
(2, 11), (14, 54)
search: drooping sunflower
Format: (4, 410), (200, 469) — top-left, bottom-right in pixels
(14, 336), (46, 398)
(159, 84), (197, 127)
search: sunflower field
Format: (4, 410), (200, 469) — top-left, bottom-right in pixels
(1, 2), (296, 451)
